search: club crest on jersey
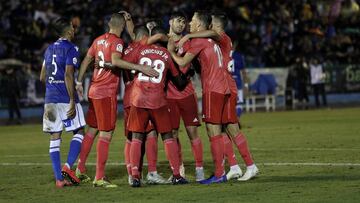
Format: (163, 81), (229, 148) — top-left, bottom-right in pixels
(116, 44), (123, 53)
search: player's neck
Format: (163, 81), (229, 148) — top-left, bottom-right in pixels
(59, 35), (71, 42)
(109, 29), (121, 37)
(168, 30), (182, 41)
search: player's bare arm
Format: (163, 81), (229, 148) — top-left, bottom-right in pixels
(64, 65), (76, 119)
(120, 11), (136, 40)
(75, 54), (94, 97)
(40, 61), (46, 83)
(111, 53), (159, 77)
(168, 39), (196, 67)
(147, 33), (168, 45)
(178, 30), (220, 48)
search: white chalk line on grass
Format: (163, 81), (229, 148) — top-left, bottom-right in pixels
(3, 148), (360, 158)
(1, 162), (360, 167)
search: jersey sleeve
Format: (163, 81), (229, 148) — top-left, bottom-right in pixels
(66, 46), (80, 69)
(187, 39), (204, 56)
(110, 39), (124, 58)
(123, 47), (137, 63)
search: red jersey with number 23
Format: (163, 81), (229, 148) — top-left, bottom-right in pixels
(129, 44), (180, 109)
(187, 38), (229, 94)
(87, 33), (124, 99)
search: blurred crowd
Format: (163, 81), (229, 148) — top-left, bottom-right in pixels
(0, 0), (359, 114)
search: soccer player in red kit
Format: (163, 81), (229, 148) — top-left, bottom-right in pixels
(168, 11), (231, 184)
(126, 26), (189, 187)
(75, 13), (158, 188)
(122, 25), (169, 185)
(178, 12), (258, 181)
(167, 12), (204, 181)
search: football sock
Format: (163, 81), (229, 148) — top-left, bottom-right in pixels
(49, 139), (63, 181)
(95, 136), (110, 180)
(77, 132), (95, 173)
(124, 139), (131, 176)
(66, 134), (83, 169)
(210, 135), (225, 178)
(190, 137), (203, 167)
(145, 136), (158, 173)
(176, 138), (183, 165)
(223, 135), (238, 167)
(163, 138), (180, 176)
(130, 138), (142, 179)
(234, 133), (254, 166)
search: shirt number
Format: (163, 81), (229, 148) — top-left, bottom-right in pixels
(137, 57), (164, 84)
(51, 54), (57, 75)
(97, 51), (105, 76)
(214, 44), (223, 68)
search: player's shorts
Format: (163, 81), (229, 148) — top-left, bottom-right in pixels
(43, 103), (86, 133)
(167, 94), (201, 129)
(86, 97), (117, 131)
(124, 107), (154, 137)
(127, 105), (172, 134)
(202, 91), (237, 124)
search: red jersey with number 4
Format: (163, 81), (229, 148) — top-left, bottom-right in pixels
(87, 33), (124, 99)
(187, 38), (230, 94)
(166, 40), (195, 99)
(122, 38), (148, 108)
(129, 44), (180, 109)
(218, 32), (237, 94)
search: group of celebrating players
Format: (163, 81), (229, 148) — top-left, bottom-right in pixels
(41, 9), (259, 188)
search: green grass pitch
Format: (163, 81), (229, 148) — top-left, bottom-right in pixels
(0, 107), (360, 202)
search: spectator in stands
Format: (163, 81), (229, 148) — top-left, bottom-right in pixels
(3, 68), (22, 124)
(309, 57), (327, 108)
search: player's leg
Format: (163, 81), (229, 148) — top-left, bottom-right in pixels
(180, 94), (204, 181)
(151, 106), (188, 184)
(43, 103), (72, 188)
(225, 123), (258, 181)
(199, 92), (227, 184)
(92, 97), (118, 188)
(77, 98), (99, 178)
(123, 107), (132, 184)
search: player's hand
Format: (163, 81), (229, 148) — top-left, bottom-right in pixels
(177, 35), (189, 48)
(119, 11), (132, 21)
(167, 38), (176, 52)
(76, 83), (84, 98)
(138, 65), (159, 78)
(67, 100), (76, 119)
(146, 21), (157, 31)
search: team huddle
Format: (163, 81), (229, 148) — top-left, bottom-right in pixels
(41, 10), (259, 188)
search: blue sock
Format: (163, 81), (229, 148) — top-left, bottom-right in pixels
(66, 134), (84, 168)
(49, 139), (63, 181)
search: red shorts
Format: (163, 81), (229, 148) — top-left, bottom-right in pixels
(127, 105), (172, 134)
(167, 94), (200, 129)
(86, 97), (117, 131)
(202, 92), (237, 124)
(124, 107), (154, 137)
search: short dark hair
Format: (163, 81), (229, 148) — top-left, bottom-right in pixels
(134, 25), (149, 39)
(212, 12), (228, 28)
(170, 11), (187, 21)
(195, 11), (211, 29)
(108, 13), (125, 28)
(52, 17), (72, 37)
(151, 26), (166, 36)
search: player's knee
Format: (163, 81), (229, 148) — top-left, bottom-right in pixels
(50, 132), (61, 140)
(73, 127), (84, 135)
(160, 132), (174, 141)
(185, 126), (198, 140)
(132, 132), (145, 141)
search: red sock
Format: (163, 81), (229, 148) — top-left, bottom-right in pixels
(190, 137), (203, 167)
(234, 133), (254, 166)
(95, 137), (110, 180)
(210, 135), (225, 177)
(223, 135), (238, 167)
(163, 138), (180, 176)
(145, 136), (158, 173)
(130, 138), (142, 179)
(176, 138), (183, 165)
(78, 132), (95, 173)
(124, 140), (131, 176)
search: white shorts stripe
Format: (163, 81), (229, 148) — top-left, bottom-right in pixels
(72, 138), (83, 143)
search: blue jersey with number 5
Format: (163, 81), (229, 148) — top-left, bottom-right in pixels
(44, 38), (80, 103)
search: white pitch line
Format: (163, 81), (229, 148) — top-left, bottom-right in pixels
(1, 162), (360, 167)
(3, 148), (360, 158)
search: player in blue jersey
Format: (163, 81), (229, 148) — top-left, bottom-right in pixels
(232, 49), (249, 116)
(40, 18), (86, 188)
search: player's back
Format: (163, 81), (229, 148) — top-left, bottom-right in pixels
(88, 33), (124, 99)
(44, 38), (79, 103)
(131, 44), (179, 109)
(189, 38), (229, 94)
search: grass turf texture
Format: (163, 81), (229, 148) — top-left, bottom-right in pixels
(0, 107), (360, 202)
